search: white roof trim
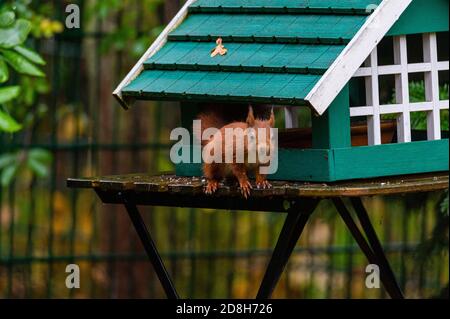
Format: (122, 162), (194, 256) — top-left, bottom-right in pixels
(305, 0), (413, 115)
(113, 0), (198, 109)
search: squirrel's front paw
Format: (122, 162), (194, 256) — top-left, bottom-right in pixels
(205, 180), (219, 195)
(256, 179), (272, 189)
(239, 180), (252, 199)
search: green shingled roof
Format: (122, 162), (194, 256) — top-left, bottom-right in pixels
(123, 0), (382, 106)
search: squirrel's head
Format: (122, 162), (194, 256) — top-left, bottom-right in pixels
(246, 105), (276, 163)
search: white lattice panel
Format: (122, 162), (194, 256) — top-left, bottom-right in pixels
(350, 33), (449, 145)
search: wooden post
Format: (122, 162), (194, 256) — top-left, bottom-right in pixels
(312, 85), (351, 149)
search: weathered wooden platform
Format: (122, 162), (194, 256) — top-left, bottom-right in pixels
(67, 172), (448, 198)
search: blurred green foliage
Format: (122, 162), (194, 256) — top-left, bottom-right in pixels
(86, 0), (164, 58)
(387, 81), (449, 130)
(0, 0), (62, 186)
(0, 0), (165, 187)
(409, 82), (449, 130)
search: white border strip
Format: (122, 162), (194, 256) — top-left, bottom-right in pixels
(305, 0), (412, 115)
(113, 0), (198, 109)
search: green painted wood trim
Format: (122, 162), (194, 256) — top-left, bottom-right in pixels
(176, 162), (203, 177)
(189, 0), (381, 14)
(122, 92), (312, 107)
(188, 7), (372, 15)
(122, 70), (320, 106)
(388, 0), (449, 36)
(273, 148), (333, 181)
(175, 140), (448, 182)
(168, 14), (367, 45)
(145, 61), (328, 75)
(167, 34), (351, 46)
(175, 148), (334, 181)
(312, 85), (351, 149)
(189, 8), (374, 16)
(144, 42), (344, 75)
(332, 139), (449, 180)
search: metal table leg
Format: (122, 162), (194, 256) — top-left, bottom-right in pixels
(119, 192), (179, 299)
(333, 198), (404, 299)
(256, 199), (320, 299)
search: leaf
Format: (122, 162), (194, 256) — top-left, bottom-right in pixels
(29, 148), (52, 163)
(440, 84), (449, 100)
(210, 38), (228, 58)
(34, 77), (50, 94)
(0, 153), (16, 170)
(0, 58), (9, 83)
(14, 45), (46, 65)
(0, 11), (15, 28)
(2, 49), (45, 77)
(27, 157), (49, 178)
(0, 19), (31, 49)
(1, 163), (19, 187)
(0, 86), (21, 104)
(0, 109), (22, 133)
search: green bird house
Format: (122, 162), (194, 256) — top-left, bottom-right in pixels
(115, 0), (449, 182)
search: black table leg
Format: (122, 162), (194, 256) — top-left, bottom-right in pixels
(350, 197), (404, 299)
(333, 198), (404, 299)
(256, 199), (319, 299)
(119, 192), (179, 299)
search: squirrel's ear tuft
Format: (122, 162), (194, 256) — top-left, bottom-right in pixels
(246, 105), (255, 127)
(269, 107), (275, 127)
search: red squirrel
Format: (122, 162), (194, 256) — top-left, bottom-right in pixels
(197, 104), (275, 198)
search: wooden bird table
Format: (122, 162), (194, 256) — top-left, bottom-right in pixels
(67, 172), (449, 299)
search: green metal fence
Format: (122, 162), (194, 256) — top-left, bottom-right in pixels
(0, 0), (448, 299)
